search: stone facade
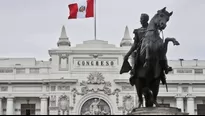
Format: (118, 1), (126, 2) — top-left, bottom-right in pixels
(0, 26), (204, 115)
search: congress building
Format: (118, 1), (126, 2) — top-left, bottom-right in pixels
(0, 26), (204, 115)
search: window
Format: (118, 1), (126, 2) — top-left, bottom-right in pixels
(177, 69), (192, 74)
(0, 68), (13, 73)
(29, 68), (39, 74)
(16, 68), (25, 74)
(51, 86), (56, 91)
(194, 69), (203, 74)
(1, 86), (8, 91)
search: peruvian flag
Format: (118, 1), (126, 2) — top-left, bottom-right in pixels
(68, 0), (94, 19)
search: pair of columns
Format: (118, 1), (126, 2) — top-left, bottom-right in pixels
(176, 96), (195, 115)
(0, 96), (48, 115)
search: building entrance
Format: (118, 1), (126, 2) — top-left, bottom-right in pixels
(21, 104), (35, 115)
(197, 104), (205, 115)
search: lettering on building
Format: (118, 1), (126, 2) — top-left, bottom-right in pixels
(76, 60), (115, 67)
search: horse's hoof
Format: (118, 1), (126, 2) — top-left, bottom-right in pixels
(154, 101), (160, 107)
(173, 40), (180, 46)
(143, 62), (149, 68)
(138, 103), (143, 108)
(168, 67), (173, 72)
(176, 41), (180, 45)
(155, 104), (160, 107)
(165, 66), (173, 74)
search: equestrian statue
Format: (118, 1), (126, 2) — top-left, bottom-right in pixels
(120, 7), (180, 108)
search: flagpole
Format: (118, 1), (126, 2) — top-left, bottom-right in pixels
(94, 0), (97, 40)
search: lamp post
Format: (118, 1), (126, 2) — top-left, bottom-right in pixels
(179, 59), (184, 67)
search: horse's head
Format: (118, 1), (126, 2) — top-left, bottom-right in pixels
(154, 7), (173, 31)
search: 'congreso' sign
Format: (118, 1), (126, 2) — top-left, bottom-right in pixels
(76, 60), (115, 67)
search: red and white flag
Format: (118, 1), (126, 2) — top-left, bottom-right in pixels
(68, 0), (94, 19)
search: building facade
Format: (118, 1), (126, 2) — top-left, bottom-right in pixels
(0, 26), (204, 115)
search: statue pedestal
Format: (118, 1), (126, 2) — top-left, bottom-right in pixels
(129, 107), (189, 115)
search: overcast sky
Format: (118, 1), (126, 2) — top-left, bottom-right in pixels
(0, 0), (205, 60)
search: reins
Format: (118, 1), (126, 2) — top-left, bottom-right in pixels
(161, 30), (165, 42)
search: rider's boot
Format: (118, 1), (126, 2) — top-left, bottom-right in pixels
(129, 69), (135, 86)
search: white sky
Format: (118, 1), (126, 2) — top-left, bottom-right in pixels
(0, 0), (205, 60)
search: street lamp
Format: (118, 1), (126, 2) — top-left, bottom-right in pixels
(179, 59), (184, 67)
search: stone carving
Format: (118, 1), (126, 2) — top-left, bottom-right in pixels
(72, 72), (121, 106)
(118, 95), (134, 115)
(58, 95), (69, 115)
(1, 86), (8, 92)
(89, 54), (102, 59)
(123, 95), (134, 112)
(87, 72), (105, 84)
(72, 72), (121, 96)
(72, 91), (76, 105)
(58, 85), (70, 91)
(122, 85), (134, 91)
(61, 54), (67, 58)
(72, 87), (120, 97)
(175, 93), (183, 98)
(50, 95), (56, 107)
(81, 98), (111, 115)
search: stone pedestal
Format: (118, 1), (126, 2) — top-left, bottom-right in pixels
(129, 107), (189, 115)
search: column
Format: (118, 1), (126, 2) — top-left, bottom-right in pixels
(6, 97), (14, 115)
(176, 97), (184, 112)
(187, 97), (195, 115)
(0, 98), (2, 115)
(40, 97), (48, 115)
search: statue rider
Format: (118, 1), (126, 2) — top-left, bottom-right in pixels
(124, 13), (172, 86)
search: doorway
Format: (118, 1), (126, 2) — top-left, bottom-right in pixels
(197, 104), (205, 115)
(21, 104), (35, 115)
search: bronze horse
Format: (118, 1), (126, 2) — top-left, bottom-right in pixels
(134, 7), (180, 108)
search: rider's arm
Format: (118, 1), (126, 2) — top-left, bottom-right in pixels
(124, 30), (139, 60)
(124, 41), (137, 59)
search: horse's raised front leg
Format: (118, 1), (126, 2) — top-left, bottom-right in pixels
(165, 38), (180, 50)
(162, 38), (180, 74)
